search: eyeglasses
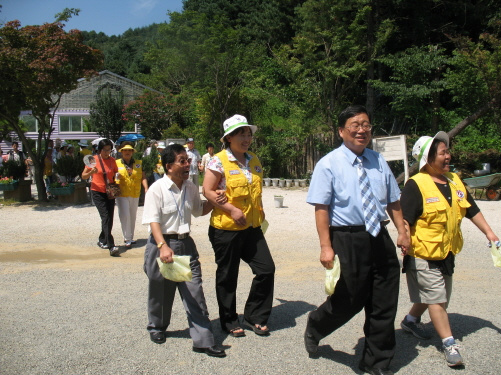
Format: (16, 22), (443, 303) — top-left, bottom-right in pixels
(174, 158), (192, 165)
(344, 123), (373, 132)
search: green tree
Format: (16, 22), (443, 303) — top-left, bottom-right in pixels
(89, 83), (126, 141)
(0, 20), (103, 201)
(122, 91), (178, 140)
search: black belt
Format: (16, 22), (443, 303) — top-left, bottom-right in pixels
(164, 233), (190, 240)
(330, 221), (390, 233)
(330, 225), (366, 233)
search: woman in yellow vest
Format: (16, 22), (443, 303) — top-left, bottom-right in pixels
(399, 132), (499, 367)
(203, 114), (275, 337)
(116, 143), (148, 248)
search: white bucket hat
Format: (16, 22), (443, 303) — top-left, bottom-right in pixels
(78, 139), (89, 147)
(412, 131), (449, 170)
(220, 114), (257, 142)
(157, 141), (166, 149)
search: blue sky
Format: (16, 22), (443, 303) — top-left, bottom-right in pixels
(1, 0), (184, 36)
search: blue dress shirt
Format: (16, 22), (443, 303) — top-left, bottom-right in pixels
(306, 143), (401, 227)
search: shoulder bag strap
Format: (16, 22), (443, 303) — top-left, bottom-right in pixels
(98, 155), (110, 188)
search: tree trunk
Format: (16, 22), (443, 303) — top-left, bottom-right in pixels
(396, 100), (496, 183)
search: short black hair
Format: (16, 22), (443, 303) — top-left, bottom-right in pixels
(206, 142), (215, 150)
(338, 105), (370, 128)
(12, 141), (19, 146)
(162, 143), (186, 166)
(97, 138), (114, 152)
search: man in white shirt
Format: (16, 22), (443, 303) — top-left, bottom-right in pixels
(185, 138), (202, 186)
(142, 143), (225, 357)
(200, 142), (215, 174)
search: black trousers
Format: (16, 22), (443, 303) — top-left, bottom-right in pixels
(307, 226), (400, 369)
(208, 226), (275, 331)
(92, 190), (116, 248)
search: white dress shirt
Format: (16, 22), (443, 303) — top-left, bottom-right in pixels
(142, 175), (203, 234)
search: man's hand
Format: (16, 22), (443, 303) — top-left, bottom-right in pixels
(159, 245), (174, 263)
(215, 190), (228, 205)
(397, 231), (411, 256)
(320, 245), (335, 269)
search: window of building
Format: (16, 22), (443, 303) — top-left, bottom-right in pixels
(59, 115), (89, 132)
(21, 115), (38, 132)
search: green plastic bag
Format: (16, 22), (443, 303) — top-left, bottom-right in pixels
(156, 255), (192, 282)
(491, 241), (501, 268)
(325, 255), (341, 295)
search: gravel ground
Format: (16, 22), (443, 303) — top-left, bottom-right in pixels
(1, 185), (500, 375)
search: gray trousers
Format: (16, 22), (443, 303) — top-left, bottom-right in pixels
(143, 235), (214, 348)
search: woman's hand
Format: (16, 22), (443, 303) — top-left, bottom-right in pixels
(230, 207), (247, 226)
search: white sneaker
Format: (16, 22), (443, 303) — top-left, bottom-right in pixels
(442, 338), (463, 367)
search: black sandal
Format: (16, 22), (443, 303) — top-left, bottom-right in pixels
(245, 320), (270, 336)
(225, 327), (246, 337)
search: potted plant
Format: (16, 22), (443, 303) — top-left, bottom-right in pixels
(0, 176), (18, 191)
(274, 195), (284, 208)
(53, 155), (85, 183)
(0, 159), (27, 181)
(278, 178), (286, 188)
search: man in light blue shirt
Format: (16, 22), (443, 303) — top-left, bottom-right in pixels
(304, 105), (410, 375)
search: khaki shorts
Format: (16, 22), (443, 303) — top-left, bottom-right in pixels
(405, 257), (452, 305)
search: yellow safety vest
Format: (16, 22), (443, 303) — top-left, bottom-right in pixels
(210, 150), (263, 231)
(409, 172), (470, 260)
(116, 159), (143, 198)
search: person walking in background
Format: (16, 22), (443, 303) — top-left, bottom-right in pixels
(7, 141), (25, 163)
(115, 143), (148, 248)
(81, 138), (120, 257)
(142, 143), (226, 358)
(67, 144), (76, 158)
(153, 141), (165, 182)
(43, 148), (54, 199)
(185, 138), (201, 186)
(200, 142), (215, 174)
(203, 114), (275, 337)
(78, 140), (92, 156)
(399, 132), (499, 367)
(304, 105), (410, 375)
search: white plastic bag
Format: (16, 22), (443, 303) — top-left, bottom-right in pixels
(490, 241), (501, 268)
(324, 255), (341, 295)
(156, 255), (192, 282)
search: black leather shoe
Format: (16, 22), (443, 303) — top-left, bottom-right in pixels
(192, 346), (226, 358)
(359, 363), (394, 375)
(304, 313), (318, 354)
(149, 331), (166, 344)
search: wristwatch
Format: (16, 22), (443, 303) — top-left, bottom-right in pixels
(157, 242), (165, 249)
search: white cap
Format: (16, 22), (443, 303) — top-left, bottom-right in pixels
(220, 114), (257, 142)
(157, 141), (166, 149)
(412, 131), (449, 170)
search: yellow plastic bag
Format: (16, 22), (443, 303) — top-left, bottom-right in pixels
(156, 255), (192, 282)
(261, 219), (269, 235)
(490, 241), (501, 268)
(325, 255), (341, 295)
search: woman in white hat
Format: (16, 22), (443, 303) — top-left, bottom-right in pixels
(203, 114), (275, 337)
(399, 132), (499, 367)
(115, 142), (148, 248)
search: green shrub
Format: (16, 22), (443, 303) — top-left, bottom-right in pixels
(53, 154), (85, 182)
(0, 160), (27, 180)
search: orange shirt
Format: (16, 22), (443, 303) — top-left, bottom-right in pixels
(87, 156), (118, 193)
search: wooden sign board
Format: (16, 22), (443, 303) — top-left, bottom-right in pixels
(372, 135), (409, 183)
